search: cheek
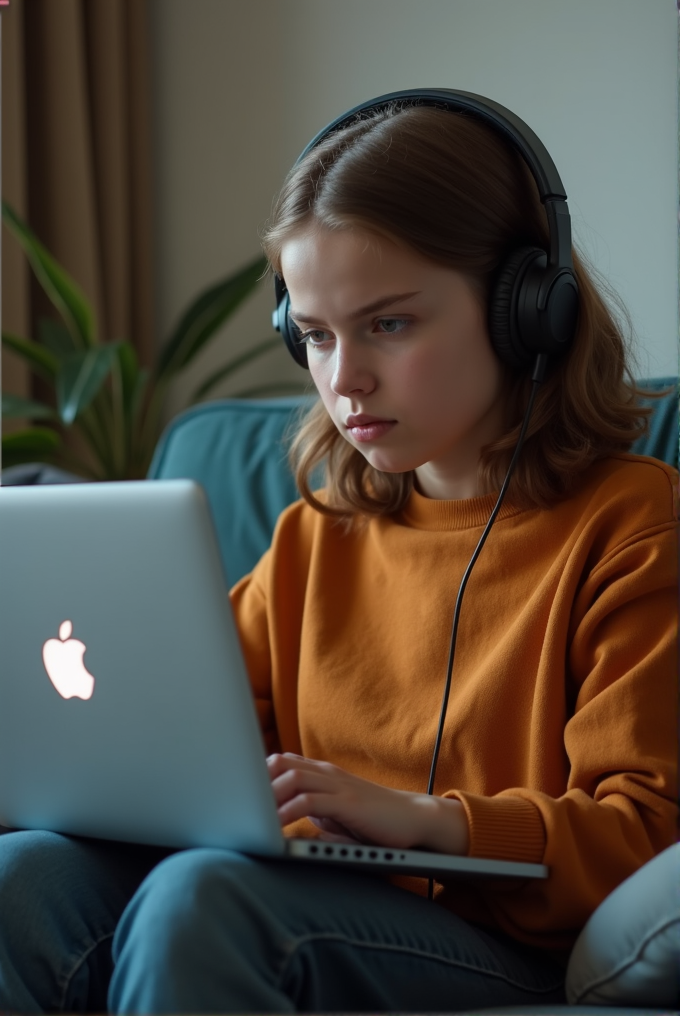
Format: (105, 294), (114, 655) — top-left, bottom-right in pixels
(308, 358), (337, 413)
(307, 358), (325, 393)
(404, 341), (503, 422)
(396, 348), (455, 408)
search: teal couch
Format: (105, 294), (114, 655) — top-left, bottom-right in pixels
(148, 379), (678, 587)
(148, 379), (679, 1015)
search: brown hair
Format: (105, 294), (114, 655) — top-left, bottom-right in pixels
(262, 103), (652, 521)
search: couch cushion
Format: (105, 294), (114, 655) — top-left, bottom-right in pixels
(148, 397), (312, 585)
(630, 378), (678, 466)
(147, 381), (677, 585)
(565, 843), (680, 1008)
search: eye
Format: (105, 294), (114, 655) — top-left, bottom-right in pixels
(374, 318), (409, 335)
(292, 325), (333, 348)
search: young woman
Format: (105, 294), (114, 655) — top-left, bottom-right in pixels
(0, 97), (676, 1015)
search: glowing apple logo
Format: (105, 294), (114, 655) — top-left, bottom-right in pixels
(42, 620), (95, 700)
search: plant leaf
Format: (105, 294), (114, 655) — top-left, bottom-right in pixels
(1, 393), (57, 419)
(125, 368), (153, 478)
(107, 344), (144, 478)
(114, 342), (140, 415)
(156, 255), (267, 381)
(2, 332), (59, 380)
(55, 346), (118, 425)
(191, 337), (281, 402)
(38, 317), (79, 359)
(2, 201), (95, 347)
(1, 427), (61, 469)
(130, 367), (150, 424)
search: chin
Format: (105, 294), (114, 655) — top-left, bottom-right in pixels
(360, 451), (422, 474)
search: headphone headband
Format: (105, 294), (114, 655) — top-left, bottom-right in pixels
(273, 88), (579, 368)
(300, 89), (566, 202)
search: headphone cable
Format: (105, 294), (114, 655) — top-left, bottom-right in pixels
(426, 352), (547, 901)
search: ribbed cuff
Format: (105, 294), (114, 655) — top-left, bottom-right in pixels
(445, 791), (546, 864)
(283, 816), (321, 840)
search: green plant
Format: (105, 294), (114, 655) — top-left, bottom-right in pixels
(1, 201), (303, 479)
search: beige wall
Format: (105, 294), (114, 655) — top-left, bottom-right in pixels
(149, 0), (678, 422)
(148, 0), (301, 421)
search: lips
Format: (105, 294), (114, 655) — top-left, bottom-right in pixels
(344, 415), (397, 443)
(345, 414), (395, 428)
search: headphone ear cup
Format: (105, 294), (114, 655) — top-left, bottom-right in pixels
(488, 246), (546, 367)
(274, 284), (309, 369)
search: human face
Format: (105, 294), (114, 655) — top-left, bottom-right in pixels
(280, 226), (506, 500)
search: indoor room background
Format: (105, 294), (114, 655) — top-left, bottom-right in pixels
(2, 0), (677, 443)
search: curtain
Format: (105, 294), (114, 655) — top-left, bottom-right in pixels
(1, 0), (29, 432)
(1, 0), (154, 433)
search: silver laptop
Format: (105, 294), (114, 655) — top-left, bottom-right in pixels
(0, 480), (546, 882)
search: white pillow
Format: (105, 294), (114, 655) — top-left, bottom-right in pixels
(566, 843), (680, 1007)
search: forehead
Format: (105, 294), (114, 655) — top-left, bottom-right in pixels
(280, 226), (443, 311)
(282, 225), (397, 272)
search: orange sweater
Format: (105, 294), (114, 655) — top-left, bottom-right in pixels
(230, 454), (678, 953)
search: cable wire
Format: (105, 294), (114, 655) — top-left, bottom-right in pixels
(426, 353), (547, 901)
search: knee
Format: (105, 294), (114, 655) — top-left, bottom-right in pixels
(112, 848), (251, 965)
(109, 851), (298, 1014)
(0, 828), (66, 886)
(109, 849), (261, 1013)
(0, 831), (72, 948)
(0, 829), (89, 1007)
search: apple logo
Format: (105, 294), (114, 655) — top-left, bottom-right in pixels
(42, 620), (95, 700)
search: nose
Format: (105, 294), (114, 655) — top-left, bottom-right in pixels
(330, 337), (376, 397)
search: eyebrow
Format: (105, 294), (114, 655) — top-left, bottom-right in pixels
(289, 291), (421, 325)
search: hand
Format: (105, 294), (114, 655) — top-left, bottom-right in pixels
(267, 753), (469, 855)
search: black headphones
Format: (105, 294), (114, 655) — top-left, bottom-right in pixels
(272, 87), (579, 371)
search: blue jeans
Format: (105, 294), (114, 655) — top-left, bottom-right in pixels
(0, 830), (566, 1013)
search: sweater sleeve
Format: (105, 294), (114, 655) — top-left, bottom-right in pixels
(445, 519), (678, 947)
(228, 498), (318, 758)
(229, 551), (281, 755)
(228, 503), (325, 841)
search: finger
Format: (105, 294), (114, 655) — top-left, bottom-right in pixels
(308, 817), (363, 844)
(276, 791), (345, 827)
(267, 752), (314, 766)
(308, 816), (353, 836)
(270, 767), (337, 807)
(266, 753), (328, 776)
(315, 830), (362, 845)
(266, 753), (307, 780)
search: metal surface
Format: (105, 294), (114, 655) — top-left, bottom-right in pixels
(0, 480), (283, 852)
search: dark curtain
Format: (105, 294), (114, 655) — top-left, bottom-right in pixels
(2, 0), (155, 437)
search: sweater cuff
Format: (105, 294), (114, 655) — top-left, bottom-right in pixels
(282, 816), (321, 840)
(444, 791), (546, 864)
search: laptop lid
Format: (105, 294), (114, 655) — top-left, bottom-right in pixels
(0, 479), (284, 854)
